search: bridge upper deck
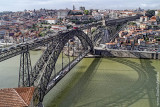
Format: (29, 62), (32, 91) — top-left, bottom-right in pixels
(0, 15), (140, 62)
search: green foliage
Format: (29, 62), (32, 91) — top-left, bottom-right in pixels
(84, 10), (89, 15)
(91, 29), (96, 34)
(129, 22), (136, 25)
(48, 26), (51, 29)
(155, 36), (160, 41)
(39, 33), (45, 37)
(68, 11), (83, 15)
(156, 38), (160, 41)
(59, 18), (62, 21)
(66, 25), (72, 29)
(145, 10), (155, 18)
(32, 24), (36, 30)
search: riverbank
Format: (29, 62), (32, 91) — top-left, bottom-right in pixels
(0, 50), (159, 107)
(43, 57), (160, 107)
(94, 48), (160, 59)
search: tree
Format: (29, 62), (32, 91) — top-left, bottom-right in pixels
(91, 29), (96, 34)
(39, 32), (45, 37)
(48, 26), (51, 29)
(129, 22), (136, 25)
(84, 10), (89, 15)
(145, 10), (155, 18)
(67, 25), (72, 29)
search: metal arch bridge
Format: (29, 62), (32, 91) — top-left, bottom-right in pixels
(0, 15), (140, 62)
(0, 15), (140, 106)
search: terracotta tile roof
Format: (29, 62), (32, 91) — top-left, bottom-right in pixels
(42, 18), (57, 20)
(135, 43), (139, 46)
(126, 43), (131, 45)
(150, 16), (157, 20)
(149, 19), (156, 22)
(141, 16), (148, 18)
(106, 42), (117, 45)
(138, 39), (144, 41)
(0, 87), (35, 107)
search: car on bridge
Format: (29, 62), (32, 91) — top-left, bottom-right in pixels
(1, 48), (8, 53)
(58, 31), (63, 34)
(47, 81), (55, 89)
(54, 74), (63, 83)
(15, 44), (20, 47)
(9, 46), (16, 50)
(73, 26), (78, 30)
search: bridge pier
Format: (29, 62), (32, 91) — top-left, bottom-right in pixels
(38, 102), (44, 107)
(0, 16), (143, 107)
(18, 45), (32, 87)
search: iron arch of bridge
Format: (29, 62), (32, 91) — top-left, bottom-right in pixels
(30, 29), (94, 103)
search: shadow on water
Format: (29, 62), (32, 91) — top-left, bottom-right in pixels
(140, 59), (158, 107)
(75, 58), (158, 107)
(74, 58), (148, 107)
(59, 58), (102, 107)
(45, 56), (159, 107)
(130, 51), (158, 107)
(45, 58), (101, 107)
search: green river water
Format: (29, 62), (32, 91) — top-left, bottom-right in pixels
(0, 51), (159, 107)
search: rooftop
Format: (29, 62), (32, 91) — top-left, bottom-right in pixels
(0, 87), (35, 107)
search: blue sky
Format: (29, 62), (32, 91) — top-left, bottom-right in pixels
(0, 0), (160, 12)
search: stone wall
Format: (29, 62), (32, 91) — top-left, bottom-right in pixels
(95, 48), (160, 59)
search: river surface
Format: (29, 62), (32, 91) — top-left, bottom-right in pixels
(0, 51), (159, 107)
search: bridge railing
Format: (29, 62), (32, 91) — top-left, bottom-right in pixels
(0, 15), (141, 62)
(45, 50), (89, 94)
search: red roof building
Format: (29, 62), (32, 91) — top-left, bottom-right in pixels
(0, 87), (35, 107)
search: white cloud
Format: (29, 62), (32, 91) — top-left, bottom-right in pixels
(140, 3), (160, 9)
(0, 0), (160, 11)
(141, 3), (147, 7)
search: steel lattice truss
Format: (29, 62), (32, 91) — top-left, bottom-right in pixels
(30, 30), (93, 102)
(0, 15), (141, 105)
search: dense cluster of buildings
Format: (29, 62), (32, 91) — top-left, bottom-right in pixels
(0, 9), (59, 47)
(1, 6), (159, 52)
(106, 12), (160, 52)
(0, 6), (145, 47)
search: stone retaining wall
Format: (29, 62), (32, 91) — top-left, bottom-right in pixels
(95, 49), (160, 59)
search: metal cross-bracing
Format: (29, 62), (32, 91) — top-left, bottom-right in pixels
(32, 29), (93, 103)
(18, 45), (32, 87)
(105, 15), (140, 25)
(0, 15), (140, 63)
(92, 26), (106, 46)
(0, 15), (142, 106)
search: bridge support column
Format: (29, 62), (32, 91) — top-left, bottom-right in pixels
(38, 102), (44, 107)
(18, 46), (32, 87)
(68, 41), (71, 70)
